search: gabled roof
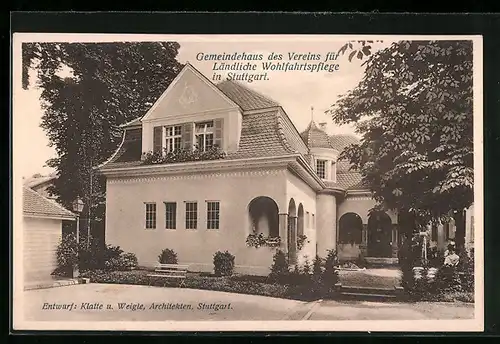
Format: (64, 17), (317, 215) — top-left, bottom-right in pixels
(300, 120), (335, 149)
(23, 173), (57, 189)
(216, 80), (280, 111)
(23, 187), (76, 220)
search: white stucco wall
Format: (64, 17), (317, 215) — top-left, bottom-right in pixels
(316, 194), (337, 259)
(105, 168), (288, 275)
(23, 217), (62, 283)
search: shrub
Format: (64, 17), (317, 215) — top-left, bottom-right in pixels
(105, 252), (138, 271)
(355, 252), (367, 268)
(213, 251), (235, 277)
(458, 248), (474, 292)
(54, 233), (79, 273)
(268, 250), (290, 283)
(158, 248), (178, 264)
(322, 249), (339, 287)
(79, 240), (124, 272)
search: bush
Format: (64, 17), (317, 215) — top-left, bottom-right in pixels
(213, 251), (235, 277)
(268, 250), (290, 283)
(105, 252), (138, 271)
(355, 252), (367, 268)
(54, 233), (79, 275)
(322, 249), (339, 287)
(158, 248), (178, 264)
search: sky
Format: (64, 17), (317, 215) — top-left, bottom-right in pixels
(16, 37), (392, 179)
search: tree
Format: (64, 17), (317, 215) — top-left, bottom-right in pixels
(329, 40), (473, 249)
(22, 42), (184, 220)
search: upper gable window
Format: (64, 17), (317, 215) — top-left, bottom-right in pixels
(195, 121), (214, 152)
(164, 125), (182, 153)
(316, 159), (327, 179)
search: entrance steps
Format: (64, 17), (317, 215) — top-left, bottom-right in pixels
(364, 257), (399, 267)
(334, 283), (405, 301)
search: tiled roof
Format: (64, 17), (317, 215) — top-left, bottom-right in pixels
(216, 80), (280, 111)
(300, 121), (334, 149)
(227, 110), (297, 159)
(23, 187), (76, 219)
(101, 109), (299, 170)
(23, 174), (57, 189)
(329, 134), (359, 152)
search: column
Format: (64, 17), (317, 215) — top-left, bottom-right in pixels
(278, 213), (288, 252)
(288, 216), (298, 264)
(391, 224), (399, 258)
(360, 223), (368, 257)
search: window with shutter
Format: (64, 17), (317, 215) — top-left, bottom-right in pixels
(214, 118), (224, 149)
(153, 126), (163, 153)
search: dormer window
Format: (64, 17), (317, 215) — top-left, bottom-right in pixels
(164, 125), (182, 153)
(316, 159), (327, 179)
(195, 121), (214, 152)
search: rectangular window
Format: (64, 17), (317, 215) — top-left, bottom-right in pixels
(164, 125), (182, 153)
(312, 214), (315, 229)
(316, 160), (326, 179)
(145, 203), (156, 229)
(164, 202), (177, 229)
(444, 222), (450, 240)
(195, 121), (214, 152)
(306, 211), (310, 228)
(207, 201), (220, 230)
(185, 202), (198, 229)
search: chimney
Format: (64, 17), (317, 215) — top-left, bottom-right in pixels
(318, 122), (327, 131)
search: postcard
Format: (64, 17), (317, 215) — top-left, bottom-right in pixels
(12, 33), (483, 332)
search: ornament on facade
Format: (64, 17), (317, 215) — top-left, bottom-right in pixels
(178, 83), (198, 107)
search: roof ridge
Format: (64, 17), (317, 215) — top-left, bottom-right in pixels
(23, 186), (76, 217)
(275, 112), (298, 154)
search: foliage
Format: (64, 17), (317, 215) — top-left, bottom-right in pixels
(158, 248), (178, 264)
(329, 40), (473, 247)
(246, 233), (282, 248)
(54, 233), (80, 272)
(105, 252), (138, 271)
(322, 249), (340, 286)
(296, 234), (308, 251)
(53, 234), (137, 276)
(268, 250), (290, 283)
(337, 40), (384, 62)
(22, 42), (183, 218)
(142, 146), (226, 165)
(213, 251), (235, 277)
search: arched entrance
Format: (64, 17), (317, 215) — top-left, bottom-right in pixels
(288, 199), (297, 264)
(248, 196), (279, 237)
(367, 211), (392, 257)
(338, 212), (363, 244)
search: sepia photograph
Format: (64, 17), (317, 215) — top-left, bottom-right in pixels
(12, 34), (483, 332)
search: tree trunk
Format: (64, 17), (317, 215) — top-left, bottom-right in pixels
(453, 210), (466, 251)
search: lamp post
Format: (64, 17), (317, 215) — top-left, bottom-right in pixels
(72, 197), (84, 278)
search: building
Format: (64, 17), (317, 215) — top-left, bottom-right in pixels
(22, 186), (76, 283)
(98, 63), (474, 275)
(23, 173), (58, 201)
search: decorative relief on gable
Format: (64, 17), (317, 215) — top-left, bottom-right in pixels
(178, 82), (198, 107)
